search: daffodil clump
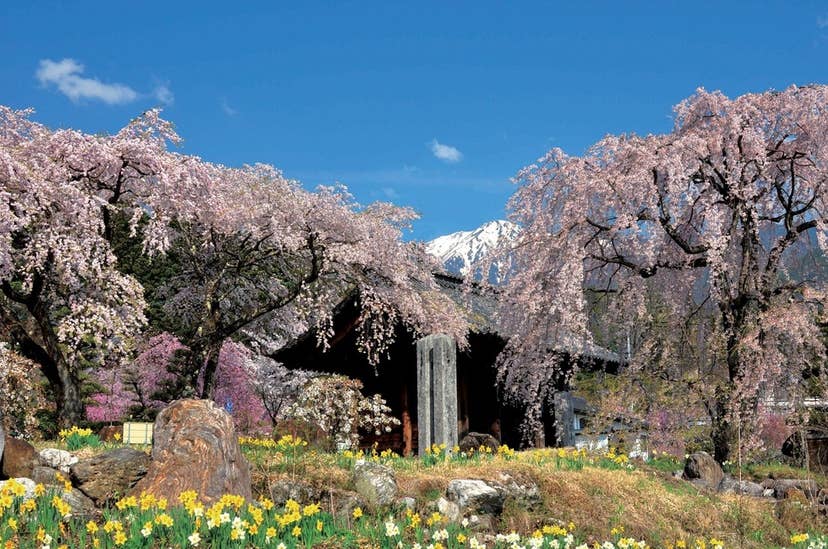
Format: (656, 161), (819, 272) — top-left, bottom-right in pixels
(243, 434), (631, 475)
(240, 434), (313, 474)
(1, 476), (826, 549)
(354, 508), (585, 549)
(58, 425), (102, 451)
(420, 443), (517, 467)
(337, 445), (403, 468)
(239, 434), (310, 452)
(239, 436), (281, 450)
(612, 527), (731, 549)
(790, 532), (828, 549)
(1, 482), (337, 548)
(421, 444), (633, 472)
(516, 446), (634, 471)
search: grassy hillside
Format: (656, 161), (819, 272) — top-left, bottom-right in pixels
(243, 442), (828, 548)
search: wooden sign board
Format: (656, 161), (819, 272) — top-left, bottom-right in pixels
(122, 422), (153, 445)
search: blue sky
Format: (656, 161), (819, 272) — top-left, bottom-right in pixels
(3, 1), (828, 241)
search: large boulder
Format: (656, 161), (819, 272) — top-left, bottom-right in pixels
(324, 488), (366, 519)
(446, 479), (505, 515)
(493, 472), (542, 510)
(269, 478), (323, 506)
(131, 399), (252, 504)
(70, 447), (150, 505)
(39, 448), (78, 473)
(719, 476), (765, 497)
(268, 478), (365, 518)
(458, 432), (500, 455)
(31, 466), (62, 487)
(436, 496), (461, 522)
(683, 452), (724, 490)
(98, 425), (122, 443)
(353, 460), (397, 507)
(1, 436), (38, 479)
(60, 488), (97, 518)
(761, 478), (819, 500)
(0, 477), (37, 500)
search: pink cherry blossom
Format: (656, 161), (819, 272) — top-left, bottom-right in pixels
(494, 86), (828, 461)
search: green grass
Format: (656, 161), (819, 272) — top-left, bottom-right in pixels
(737, 461), (828, 486)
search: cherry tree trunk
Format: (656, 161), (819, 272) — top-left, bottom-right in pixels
(56, 361), (84, 427)
(711, 385), (734, 464)
(198, 341), (223, 400)
(30, 301), (84, 427)
(711, 326), (745, 464)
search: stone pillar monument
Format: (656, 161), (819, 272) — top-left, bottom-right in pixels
(416, 334), (458, 456)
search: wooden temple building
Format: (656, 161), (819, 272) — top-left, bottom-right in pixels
(274, 273), (621, 455)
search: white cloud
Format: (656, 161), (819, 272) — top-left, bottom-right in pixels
(153, 84), (174, 105)
(36, 58), (138, 104)
(221, 98), (238, 116)
(819, 16), (828, 28)
(380, 187), (399, 200)
(429, 139), (463, 163)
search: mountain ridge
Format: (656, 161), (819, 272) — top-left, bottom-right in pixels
(425, 219), (519, 280)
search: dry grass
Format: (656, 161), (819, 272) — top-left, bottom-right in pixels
(386, 458), (823, 548)
(530, 468), (788, 547)
(246, 450), (352, 496)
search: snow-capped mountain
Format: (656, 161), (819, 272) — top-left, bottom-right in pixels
(426, 220), (520, 281)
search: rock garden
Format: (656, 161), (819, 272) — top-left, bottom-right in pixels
(1, 400), (827, 548)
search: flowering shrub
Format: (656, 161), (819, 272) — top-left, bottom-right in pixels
(284, 375), (400, 449)
(86, 334), (271, 432)
(211, 342), (270, 434)
(86, 333), (183, 422)
(756, 411), (792, 459)
(243, 354), (316, 425)
(0, 344), (49, 438)
(516, 447), (635, 472)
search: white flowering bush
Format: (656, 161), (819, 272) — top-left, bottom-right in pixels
(284, 375), (400, 449)
(0, 344), (49, 438)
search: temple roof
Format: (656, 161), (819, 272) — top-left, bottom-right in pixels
(274, 271), (622, 366)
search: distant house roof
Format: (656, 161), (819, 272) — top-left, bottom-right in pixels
(428, 272), (500, 334)
(429, 272), (622, 365)
(571, 394), (590, 413)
